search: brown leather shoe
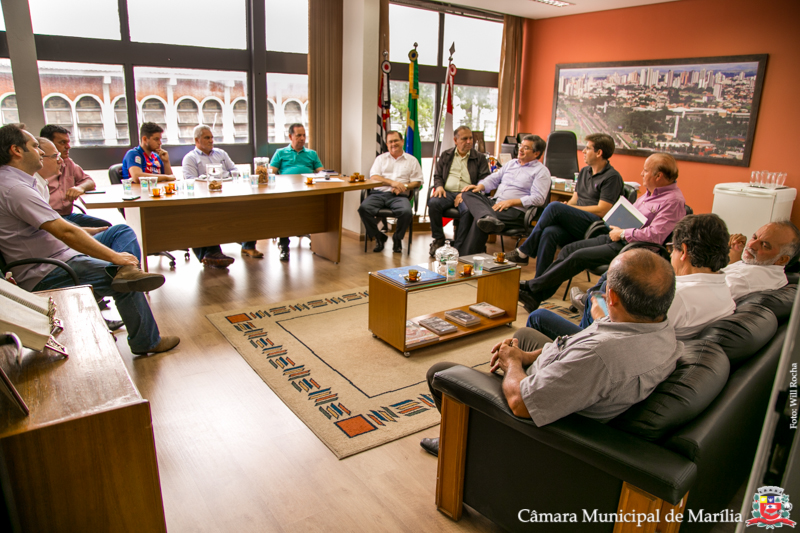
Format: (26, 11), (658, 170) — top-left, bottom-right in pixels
(241, 248), (264, 259)
(132, 335), (180, 356)
(202, 251), (235, 268)
(110, 266), (165, 293)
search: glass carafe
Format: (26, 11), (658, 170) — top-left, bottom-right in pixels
(434, 240), (459, 265)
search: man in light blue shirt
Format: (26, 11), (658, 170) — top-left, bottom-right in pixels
(268, 123), (324, 261)
(181, 125), (239, 267)
(455, 134), (551, 255)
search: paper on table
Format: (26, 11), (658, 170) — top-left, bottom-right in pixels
(301, 173), (327, 178)
(312, 177), (344, 183)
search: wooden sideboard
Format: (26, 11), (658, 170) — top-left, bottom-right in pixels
(0, 286), (166, 532)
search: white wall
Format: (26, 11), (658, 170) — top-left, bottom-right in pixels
(341, 0), (380, 234)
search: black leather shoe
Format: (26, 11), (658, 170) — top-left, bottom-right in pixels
(505, 249), (529, 265)
(420, 437), (439, 457)
(477, 216), (505, 234)
(279, 248), (290, 262)
(518, 287), (541, 313)
(393, 240), (402, 253)
(373, 233), (388, 252)
(104, 318), (124, 332)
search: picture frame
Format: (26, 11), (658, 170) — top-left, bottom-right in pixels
(551, 54), (768, 167)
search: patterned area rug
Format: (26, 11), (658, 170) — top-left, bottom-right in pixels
(207, 284), (580, 458)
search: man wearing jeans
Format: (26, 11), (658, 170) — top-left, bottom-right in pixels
(506, 133), (624, 275)
(39, 124), (111, 228)
(0, 124), (179, 356)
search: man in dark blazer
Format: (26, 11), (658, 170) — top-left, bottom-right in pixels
(428, 126), (490, 256)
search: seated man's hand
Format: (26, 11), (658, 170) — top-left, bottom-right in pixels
(390, 181), (408, 195)
(84, 226), (109, 236)
(462, 184), (481, 193)
(608, 226), (624, 242)
(65, 186), (85, 200)
(590, 295), (606, 321)
(432, 186), (446, 198)
(111, 252), (139, 267)
(453, 193), (463, 207)
(156, 148), (170, 164)
(492, 199), (516, 212)
(490, 338), (525, 373)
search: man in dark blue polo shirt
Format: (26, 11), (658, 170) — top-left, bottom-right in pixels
(507, 133), (623, 278)
(268, 123), (324, 262)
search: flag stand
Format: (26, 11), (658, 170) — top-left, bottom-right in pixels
(423, 43), (456, 221)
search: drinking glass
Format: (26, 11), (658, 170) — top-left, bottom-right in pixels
(768, 172), (779, 189)
(230, 169), (241, 182)
(185, 179), (195, 193)
(777, 172), (787, 188)
(473, 256), (484, 274)
(140, 177), (150, 191)
(759, 170), (770, 188)
(446, 260), (457, 277)
(121, 178), (133, 195)
(750, 170), (759, 187)
(250, 173), (259, 187)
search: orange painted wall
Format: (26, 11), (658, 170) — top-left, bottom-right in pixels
(519, 0), (800, 224)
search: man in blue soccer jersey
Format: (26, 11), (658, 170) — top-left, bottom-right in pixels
(268, 123), (324, 261)
(121, 122), (176, 183)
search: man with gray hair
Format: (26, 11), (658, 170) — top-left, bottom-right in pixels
(181, 124), (238, 268)
(419, 248), (682, 456)
(724, 220), (800, 299)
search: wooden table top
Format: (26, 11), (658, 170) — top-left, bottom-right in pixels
(82, 175), (379, 209)
(0, 286), (141, 439)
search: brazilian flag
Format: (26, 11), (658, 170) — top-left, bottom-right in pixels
(405, 47), (422, 164)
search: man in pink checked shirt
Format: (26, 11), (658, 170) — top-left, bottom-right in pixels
(518, 153), (686, 312)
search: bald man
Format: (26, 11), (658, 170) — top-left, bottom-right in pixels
(420, 248), (683, 456)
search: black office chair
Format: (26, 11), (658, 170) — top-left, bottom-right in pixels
(360, 187), (420, 256)
(108, 164), (189, 268)
(0, 250), (79, 286)
(543, 131), (579, 180)
(500, 135), (518, 160)
(497, 190), (552, 253)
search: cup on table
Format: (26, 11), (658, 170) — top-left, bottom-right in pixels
(473, 256), (484, 274)
(140, 177), (150, 191)
(149, 185), (162, 198)
(185, 179), (195, 193)
(305, 176), (314, 185)
(230, 169), (241, 182)
(242, 167), (251, 184)
(121, 178), (133, 195)
(777, 172), (787, 188)
(750, 170), (759, 187)
(268, 167), (276, 184)
(249, 173), (259, 187)
(759, 170), (770, 187)
(462, 264), (474, 276)
(494, 251), (505, 263)
(446, 260), (457, 277)
(408, 269), (420, 282)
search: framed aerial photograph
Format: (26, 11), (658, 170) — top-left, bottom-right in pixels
(551, 54), (768, 167)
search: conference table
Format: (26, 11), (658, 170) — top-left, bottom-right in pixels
(82, 176), (378, 270)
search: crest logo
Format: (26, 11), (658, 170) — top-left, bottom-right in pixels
(747, 486), (796, 528)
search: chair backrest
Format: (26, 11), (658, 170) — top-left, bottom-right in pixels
(622, 183), (638, 203)
(543, 131), (579, 180)
(108, 164), (123, 185)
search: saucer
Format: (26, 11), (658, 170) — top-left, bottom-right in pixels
(459, 271), (474, 277)
(493, 259), (508, 265)
(403, 275), (422, 282)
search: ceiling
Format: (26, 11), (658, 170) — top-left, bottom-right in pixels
(429, 0), (682, 19)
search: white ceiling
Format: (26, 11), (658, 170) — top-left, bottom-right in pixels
(430, 0), (682, 19)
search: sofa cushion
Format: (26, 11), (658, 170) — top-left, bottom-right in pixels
(609, 339), (729, 442)
(696, 302), (778, 368)
(735, 284), (796, 322)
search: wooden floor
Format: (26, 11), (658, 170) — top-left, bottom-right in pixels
(91, 206), (598, 533)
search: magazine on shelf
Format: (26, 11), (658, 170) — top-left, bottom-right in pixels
(405, 321), (439, 348)
(469, 302), (506, 318)
(459, 253), (516, 271)
(444, 310), (481, 327)
(418, 317), (458, 335)
(375, 266), (446, 287)
(603, 196), (647, 230)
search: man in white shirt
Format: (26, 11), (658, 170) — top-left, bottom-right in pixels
(181, 125), (237, 268)
(668, 214), (735, 339)
(358, 130), (423, 253)
(724, 221), (800, 299)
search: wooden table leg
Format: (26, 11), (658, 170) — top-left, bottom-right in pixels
(124, 207), (148, 272)
(436, 394), (469, 521)
(309, 192), (344, 263)
(368, 275), (408, 351)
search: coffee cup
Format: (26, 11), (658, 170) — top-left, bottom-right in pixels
(462, 264), (473, 276)
(408, 269), (419, 281)
(306, 176), (314, 185)
(494, 252), (505, 263)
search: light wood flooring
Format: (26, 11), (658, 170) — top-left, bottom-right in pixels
(91, 205), (599, 533)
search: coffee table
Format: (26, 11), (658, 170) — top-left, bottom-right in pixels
(368, 262), (521, 356)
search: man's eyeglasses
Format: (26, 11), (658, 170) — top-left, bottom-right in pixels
(43, 153), (61, 160)
(665, 242), (674, 254)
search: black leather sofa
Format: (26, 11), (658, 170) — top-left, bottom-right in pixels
(431, 284), (797, 532)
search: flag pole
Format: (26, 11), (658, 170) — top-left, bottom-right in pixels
(424, 43), (455, 220)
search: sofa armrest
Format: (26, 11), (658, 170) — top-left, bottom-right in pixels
(433, 365), (697, 504)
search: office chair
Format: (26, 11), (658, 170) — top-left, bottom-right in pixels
(500, 135), (518, 160)
(108, 164), (189, 268)
(496, 190), (552, 253)
(360, 187), (421, 256)
(543, 131), (580, 180)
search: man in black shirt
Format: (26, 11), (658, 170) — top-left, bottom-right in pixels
(506, 133), (623, 279)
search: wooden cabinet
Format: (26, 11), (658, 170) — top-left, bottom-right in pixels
(0, 286), (166, 532)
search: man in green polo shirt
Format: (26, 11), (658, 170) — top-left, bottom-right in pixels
(269, 123), (324, 261)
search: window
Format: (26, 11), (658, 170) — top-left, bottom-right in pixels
(201, 100), (224, 138)
(134, 67), (249, 144)
(30, 0), (120, 40)
(44, 96), (73, 133)
(267, 101), (276, 142)
(176, 99), (200, 142)
(233, 99), (248, 140)
(389, 4), (439, 67)
(266, 0), (309, 54)
(114, 98), (129, 142)
(267, 73), (308, 143)
(127, 0), (246, 49)
(75, 96), (105, 145)
(1, 95), (19, 125)
(442, 14), (503, 73)
(389, 81), (436, 141)
(141, 98), (168, 141)
(451, 85), (499, 141)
